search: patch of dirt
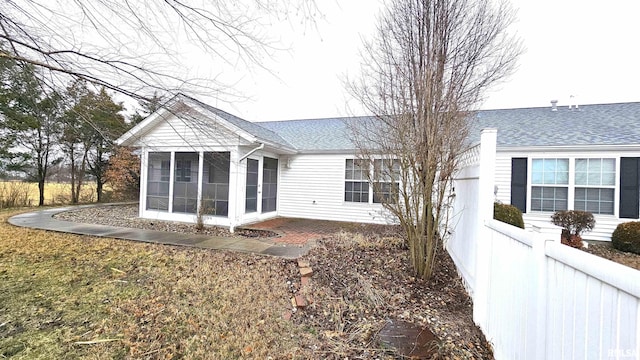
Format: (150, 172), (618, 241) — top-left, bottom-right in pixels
(583, 244), (640, 271)
(289, 231), (494, 359)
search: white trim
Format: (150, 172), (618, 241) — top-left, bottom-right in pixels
(197, 151), (204, 214)
(168, 151), (175, 213)
(527, 156), (618, 215)
(499, 144), (640, 153)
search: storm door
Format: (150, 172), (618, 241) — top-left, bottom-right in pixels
(261, 157), (278, 213)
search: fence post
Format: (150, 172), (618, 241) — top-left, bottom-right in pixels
(531, 232), (551, 359)
(473, 128), (497, 329)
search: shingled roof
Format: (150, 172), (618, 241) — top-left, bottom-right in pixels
(256, 102), (640, 151)
(471, 102), (640, 147)
(120, 95), (640, 152)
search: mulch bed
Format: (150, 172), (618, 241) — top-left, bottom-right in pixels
(288, 230), (494, 359)
(583, 243), (640, 271)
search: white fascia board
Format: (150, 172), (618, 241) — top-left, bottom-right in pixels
(497, 144), (640, 153)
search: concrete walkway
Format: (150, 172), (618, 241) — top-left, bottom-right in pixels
(8, 205), (310, 259)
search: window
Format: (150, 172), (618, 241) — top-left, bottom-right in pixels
(574, 158), (615, 214)
(173, 152), (199, 214)
(202, 152), (230, 217)
(345, 159), (369, 202)
(262, 157), (278, 213)
(175, 159), (192, 182)
(527, 157), (616, 215)
(531, 158), (568, 212)
(245, 158), (259, 213)
(373, 159), (400, 203)
(147, 152), (170, 211)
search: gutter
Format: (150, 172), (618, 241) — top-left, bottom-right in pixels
(239, 143), (265, 162)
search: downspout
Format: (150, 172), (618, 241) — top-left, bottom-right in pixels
(239, 143), (264, 162)
(231, 143), (264, 233)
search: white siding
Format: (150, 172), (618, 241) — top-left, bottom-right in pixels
(277, 154), (394, 224)
(495, 149), (640, 242)
(131, 112), (249, 148)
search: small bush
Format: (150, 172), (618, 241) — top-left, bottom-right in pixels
(551, 210), (595, 237)
(0, 181), (32, 208)
(612, 222), (640, 255)
(494, 202), (525, 229)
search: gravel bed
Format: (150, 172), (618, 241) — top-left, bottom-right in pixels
(53, 204), (274, 238)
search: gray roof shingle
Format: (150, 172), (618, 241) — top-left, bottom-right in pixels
(471, 102), (640, 147)
(175, 95), (640, 152)
(258, 102), (640, 152)
(181, 95), (295, 149)
(259, 117), (367, 151)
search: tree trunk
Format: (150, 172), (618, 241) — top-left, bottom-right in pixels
(70, 146), (78, 204)
(96, 180), (103, 202)
(38, 178), (45, 206)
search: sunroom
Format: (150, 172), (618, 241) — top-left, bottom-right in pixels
(116, 95), (296, 230)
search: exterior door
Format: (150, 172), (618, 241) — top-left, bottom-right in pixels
(245, 158), (259, 213)
(261, 157), (278, 213)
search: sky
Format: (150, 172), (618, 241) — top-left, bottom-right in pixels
(193, 0), (640, 122)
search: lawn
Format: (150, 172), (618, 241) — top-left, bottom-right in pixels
(0, 208), (308, 359)
(1, 207), (493, 359)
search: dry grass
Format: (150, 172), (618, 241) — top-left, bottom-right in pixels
(0, 209), (312, 359)
(0, 181), (99, 208)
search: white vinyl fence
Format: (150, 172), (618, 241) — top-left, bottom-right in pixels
(448, 129), (640, 360)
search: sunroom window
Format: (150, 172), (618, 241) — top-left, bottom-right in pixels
(147, 152), (170, 211)
(574, 158), (615, 215)
(531, 158), (568, 212)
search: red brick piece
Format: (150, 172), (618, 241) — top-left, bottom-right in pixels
(294, 294), (307, 307)
(282, 311), (292, 321)
(300, 267), (313, 277)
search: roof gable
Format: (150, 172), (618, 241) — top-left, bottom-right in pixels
(117, 94), (295, 150)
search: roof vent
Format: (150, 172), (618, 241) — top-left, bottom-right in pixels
(551, 100), (558, 111)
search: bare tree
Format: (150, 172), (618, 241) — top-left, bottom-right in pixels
(349, 0), (522, 279)
(0, 0), (318, 102)
(0, 0), (317, 204)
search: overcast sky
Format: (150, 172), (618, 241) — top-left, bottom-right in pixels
(188, 0), (640, 121)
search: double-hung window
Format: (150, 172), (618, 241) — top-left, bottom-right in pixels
(531, 158), (569, 212)
(574, 158), (615, 215)
(373, 159), (400, 203)
(345, 159), (369, 203)
(528, 157), (616, 215)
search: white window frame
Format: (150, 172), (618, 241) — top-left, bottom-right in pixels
(344, 158), (370, 203)
(344, 157), (400, 205)
(573, 158), (616, 215)
(528, 157), (617, 216)
(530, 158), (570, 212)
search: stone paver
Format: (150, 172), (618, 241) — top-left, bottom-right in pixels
(244, 217), (352, 244)
(8, 205), (311, 259)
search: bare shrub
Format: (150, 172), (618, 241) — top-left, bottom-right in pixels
(0, 181), (32, 208)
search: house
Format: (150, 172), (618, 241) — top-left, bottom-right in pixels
(116, 94), (392, 231)
(473, 101), (640, 241)
(117, 95), (640, 241)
